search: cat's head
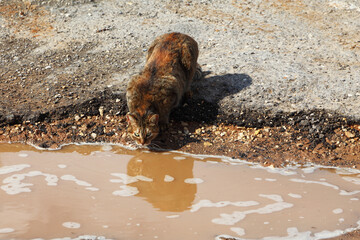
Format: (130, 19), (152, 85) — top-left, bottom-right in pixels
(126, 112), (159, 146)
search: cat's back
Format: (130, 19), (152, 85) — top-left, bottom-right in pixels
(126, 32), (199, 113)
(145, 32), (199, 71)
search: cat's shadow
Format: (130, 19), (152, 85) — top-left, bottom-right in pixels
(151, 72), (253, 150)
(172, 72), (252, 123)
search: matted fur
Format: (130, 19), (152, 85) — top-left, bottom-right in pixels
(126, 32), (200, 145)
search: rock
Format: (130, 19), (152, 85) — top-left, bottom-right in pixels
(91, 133), (97, 139)
(204, 142), (212, 147)
(183, 127), (189, 135)
(74, 115), (81, 121)
(99, 106), (104, 117)
(345, 131), (355, 138)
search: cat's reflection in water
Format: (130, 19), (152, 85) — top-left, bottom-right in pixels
(127, 152), (196, 212)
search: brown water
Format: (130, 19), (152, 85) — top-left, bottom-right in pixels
(0, 143), (360, 240)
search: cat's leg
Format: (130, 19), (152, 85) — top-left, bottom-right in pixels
(193, 63), (203, 81)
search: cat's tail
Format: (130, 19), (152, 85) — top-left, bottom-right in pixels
(193, 63), (203, 81)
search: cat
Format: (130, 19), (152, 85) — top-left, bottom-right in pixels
(126, 32), (201, 146)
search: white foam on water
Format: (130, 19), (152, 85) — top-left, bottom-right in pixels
(85, 187), (99, 191)
(0, 228), (14, 233)
(166, 215), (180, 219)
(206, 160), (219, 164)
(302, 167), (317, 174)
(1, 171), (58, 195)
(333, 208), (343, 214)
(230, 227), (245, 236)
(112, 185), (139, 197)
(350, 198), (359, 201)
(0, 164), (31, 175)
(62, 222), (81, 229)
(101, 145), (113, 151)
(135, 175), (153, 182)
(57, 164), (67, 169)
(184, 178), (204, 184)
(336, 168), (360, 175)
(263, 167), (297, 176)
(254, 177), (262, 181)
(314, 229), (344, 239)
(60, 175), (92, 187)
(339, 190), (360, 196)
(110, 173), (153, 184)
(110, 173), (138, 184)
(164, 175), (174, 182)
(342, 176), (360, 185)
(190, 199), (259, 213)
(216, 221), (360, 240)
(265, 178), (277, 182)
(290, 178), (339, 190)
(18, 153), (28, 158)
(49, 235), (110, 240)
(288, 193), (302, 199)
(173, 156), (186, 160)
(259, 194), (283, 202)
(212, 195), (293, 226)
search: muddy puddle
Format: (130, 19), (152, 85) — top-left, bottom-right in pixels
(0, 143), (360, 240)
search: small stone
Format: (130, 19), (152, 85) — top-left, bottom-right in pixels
(99, 106), (104, 117)
(91, 133), (97, 139)
(345, 131), (355, 138)
(254, 129), (261, 135)
(74, 115), (80, 121)
(195, 128), (201, 134)
(204, 142), (212, 147)
(215, 131), (221, 135)
(184, 127), (189, 135)
(237, 132), (244, 140)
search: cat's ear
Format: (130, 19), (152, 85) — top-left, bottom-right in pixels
(148, 114), (159, 126)
(126, 113), (137, 125)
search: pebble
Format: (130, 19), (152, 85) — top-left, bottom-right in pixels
(345, 131), (355, 138)
(91, 133), (97, 139)
(204, 142), (212, 147)
(184, 127), (189, 135)
(74, 115), (80, 121)
(99, 106), (104, 117)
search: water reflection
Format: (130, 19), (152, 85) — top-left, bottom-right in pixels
(127, 152), (196, 212)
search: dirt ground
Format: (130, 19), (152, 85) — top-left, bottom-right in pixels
(1, 106), (360, 240)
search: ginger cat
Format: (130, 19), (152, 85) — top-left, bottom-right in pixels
(126, 32), (201, 146)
